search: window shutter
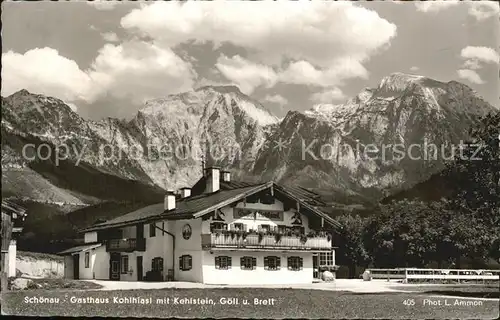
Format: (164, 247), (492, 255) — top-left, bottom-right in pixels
(252, 257), (257, 269)
(159, 258), (164, 271)
(276, 257), (281, 270)
(299, 257), (303, 270)
(215, 256), (220, 269)
(228, 257), (232, 269)
(179, 256), (183, 270)
(188, 255), (192, 269)
(264, 256), (269, 270)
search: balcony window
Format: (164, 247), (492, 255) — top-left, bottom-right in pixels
(259, 224), (271, 232)
(292, 226), (305, 235)
(121, 255), (129, 274)
(152, 257), (163, 272)
(149, 223), (156, 237)
(215, 256), (232, 270)
(277, 225), (286, 234)
(84, 252), (90, 268)
(319, 252), (334, 266)
(179, 255), (192, 271)
(210, 222), (227, 232)
(240, 256), (257, 270)
(233, 223), (245, 231)
(287, 256), (303, 271)
(264, 256), (280, 270)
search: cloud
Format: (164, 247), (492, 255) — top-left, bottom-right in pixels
(460, 46), (500, 64)
(468, 1), (499, 21)
(264, 94), (288, 106)
(2, 42), (196, 106)
(87, 0), (119, 11)
(1, 47), (95, 101)
(457, 69), (484, 84)
(88, 41), (197, 103)
(215, 55), (277, 94)
(410, 66), (419, 72)
(101, 32), (119, 43)
(457, 46), (498, 85)
(121, 1), (396, 86)
(415, 1), (460, 13)
(279, 59), (369, 87)
(415, 1), (498, 20)
(462, 59), (482, 70)
(310, 88), (346, 103)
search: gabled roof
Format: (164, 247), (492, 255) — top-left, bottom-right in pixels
(80, 182), (271, 232)
(2, 199), (27, 218)
(58, 243), (102, 255)
(80, 180), (341, 232)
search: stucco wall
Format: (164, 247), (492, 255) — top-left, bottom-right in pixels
(79, 246), (108, 280)
(84, 232), (98, 243)
(173, 218), (203, 282)
(202, 251), (313, 285)
(15, 252), (64, 278)
(8, 241), (16, 277)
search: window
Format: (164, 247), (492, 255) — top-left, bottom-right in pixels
(264, 256), (281, 270)
(240, 256), (257, 270)
(210, 222), (227, 232)
(319, 252), (334, 266)
(121, 255), (129, 274)
(215, 256), (232, 270)
(152, 257), (163, 272)
(233, 223), (245, 231)
(149, 223), (156, 237)
(84, 252), (90, 268)
(292, 226), (305, 234)
(259, 224), (270, 232)
(179, 255), (192, 271)
(277, 225), (286, 233)
(287, 256), (303, 271)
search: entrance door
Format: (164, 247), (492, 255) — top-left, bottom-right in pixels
(73, 254), (80, 280)
(137, 256), (143, 281)
(313, 254), (319, 279)
(109, 252), (121, 280)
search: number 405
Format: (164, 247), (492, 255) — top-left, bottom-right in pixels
(403, 299), (416, 306)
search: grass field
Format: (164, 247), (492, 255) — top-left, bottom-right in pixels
(2, 288), (498, 319)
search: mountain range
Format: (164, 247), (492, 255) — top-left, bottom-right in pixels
(1, 72), (497, 250)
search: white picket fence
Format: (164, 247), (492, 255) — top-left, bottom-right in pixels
(366, 268), (500, 282)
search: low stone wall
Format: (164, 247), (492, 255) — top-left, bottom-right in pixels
(16, 251), (64, 278)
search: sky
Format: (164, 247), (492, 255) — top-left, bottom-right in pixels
(1, 0), (499, 120)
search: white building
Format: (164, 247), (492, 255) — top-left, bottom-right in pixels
(1, 200), (27, 284)
(60, 167), (341, 284)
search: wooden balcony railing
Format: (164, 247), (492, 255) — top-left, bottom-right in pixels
(201, 233), (332, 251)
(105, 238), (146, 252)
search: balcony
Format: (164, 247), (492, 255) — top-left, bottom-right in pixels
(201, 232), (332, 251)
(105, 238), (146, 252)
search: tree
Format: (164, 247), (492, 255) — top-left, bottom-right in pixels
(335, 214), (370, 278)
(364, 200), (448, 268)
(445, 112), (500, 263)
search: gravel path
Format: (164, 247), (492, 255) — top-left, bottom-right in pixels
(89, 279), (404, 293)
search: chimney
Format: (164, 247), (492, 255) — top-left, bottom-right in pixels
(180, 187), (191, 198)
(221, 170), (231, 182)
(164, 190), (176, 211)
(204, 166), (220, 193)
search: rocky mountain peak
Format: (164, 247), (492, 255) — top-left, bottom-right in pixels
(195, 85), (242, 95)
